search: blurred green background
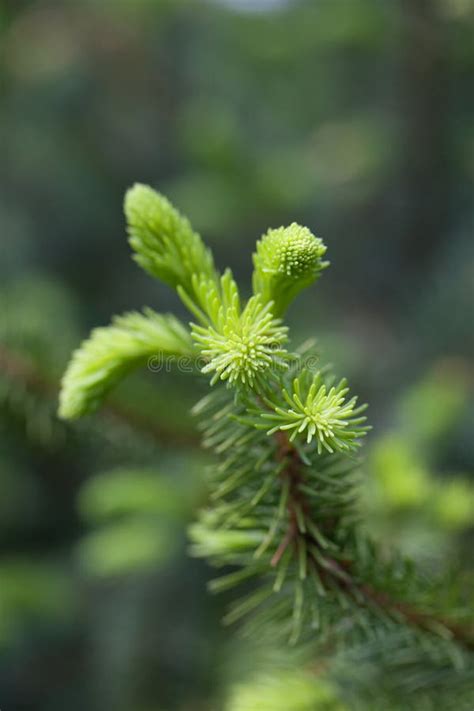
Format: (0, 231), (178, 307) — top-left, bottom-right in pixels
(0, 0), (473, 709)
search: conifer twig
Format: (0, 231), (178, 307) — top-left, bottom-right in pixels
(0, 343), (199, 448)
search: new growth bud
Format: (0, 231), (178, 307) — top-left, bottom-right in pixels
(125, 183), (217, 301)
(191, 296), (288, 388)
(252, 223), (328, 317)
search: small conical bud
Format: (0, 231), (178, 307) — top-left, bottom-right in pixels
(252, 223), (328, 316)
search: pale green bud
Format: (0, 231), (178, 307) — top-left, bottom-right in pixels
(125, 183), (217, 300)
(252, 223), (328, 316)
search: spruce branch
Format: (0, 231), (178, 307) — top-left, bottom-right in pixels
(260, 371), (370, 452)
(0, 343), (199, 448)
(58, 309), (193, 419)
(268, 429), (474, 649)
(58, 185), (474, 699)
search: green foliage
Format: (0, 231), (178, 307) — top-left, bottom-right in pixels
(226, 670), (344, 711)
(76, 467), (197, 578)
(125, 183), (218, 302)
(329, 631), (474, 711)
(0, 278), (78, 446)
(0, 277), (79, 365)
(364, 366), (474, 535)
(0, 559), (74, 645)
(192, 295), (289, 388)
(433, 479), (473, 528)
(59, 185), (474, 709)
(397, 365), (470, 449)
(371, 436), (432, 509)
(261, 370), (369, 452)
(252, 223), (329, 317)
(78, 468), (188, 523)
(58, 309), (193, 419)
(4, 1), (473, 706)
(77, 518), (175, 578)
(365, 434), (474, 545)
